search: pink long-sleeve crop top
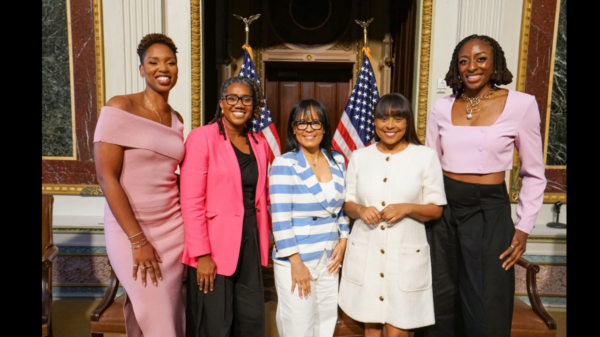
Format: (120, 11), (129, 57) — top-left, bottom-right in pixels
(425, 89), (547, 234)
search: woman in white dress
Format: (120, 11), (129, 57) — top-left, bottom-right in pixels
(338, 93), (447, 337)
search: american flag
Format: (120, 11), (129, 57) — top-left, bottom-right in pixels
(238, 48), (281, 163)
(332, 49), (380, 161)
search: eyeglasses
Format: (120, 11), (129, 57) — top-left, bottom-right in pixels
(222, 94), (253, 106)
(293, 120), (323, 130)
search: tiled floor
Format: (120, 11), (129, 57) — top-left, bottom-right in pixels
(52, 298), (566, 337)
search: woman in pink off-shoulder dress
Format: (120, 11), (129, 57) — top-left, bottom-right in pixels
(93, 33), (185, 337)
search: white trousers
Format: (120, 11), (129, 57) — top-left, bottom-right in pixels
(274, 252), (339, 337)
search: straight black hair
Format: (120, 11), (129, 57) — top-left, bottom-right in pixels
(372, 93), (421, 145)
(285, 99), (338, 167)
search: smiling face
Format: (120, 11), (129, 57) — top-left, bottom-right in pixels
(374, 113), (407, 146)
(219, 82), (254, 130)
(139, 43), (178, 93)
(293, 107), (324, 152)
(457, 38), (494, 94)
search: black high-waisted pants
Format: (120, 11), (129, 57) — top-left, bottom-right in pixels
(415, 176), (515, 337)
(186, 211), (264, 337)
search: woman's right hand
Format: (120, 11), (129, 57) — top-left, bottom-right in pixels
(196, 255), (217, 293)
(290, 259), (314, 299)
(132, 242), (163, 287)
(358, 206), (381, 225)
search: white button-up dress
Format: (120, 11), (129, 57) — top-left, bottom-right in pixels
(338, 143), (447, 329)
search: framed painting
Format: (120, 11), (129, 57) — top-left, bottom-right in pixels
(510, 0), (566, 204)
(42, 0), (105, 195)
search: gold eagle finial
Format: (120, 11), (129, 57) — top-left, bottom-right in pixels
(234, 14), (261, 46)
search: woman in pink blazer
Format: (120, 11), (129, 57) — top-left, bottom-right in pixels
(180, 76), (271, 337)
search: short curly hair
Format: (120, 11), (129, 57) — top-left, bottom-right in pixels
(136, 33), (178, 64)
(445, 34), (513, 95)
(209, 76), (266, 144)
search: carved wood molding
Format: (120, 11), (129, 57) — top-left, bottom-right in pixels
(416, 0), (433, 144)
(191, 0), (203, 128)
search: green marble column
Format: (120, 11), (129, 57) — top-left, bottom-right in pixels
(42, 0), (74, 157)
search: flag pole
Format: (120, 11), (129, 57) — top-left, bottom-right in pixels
(355, 18), (374, 48)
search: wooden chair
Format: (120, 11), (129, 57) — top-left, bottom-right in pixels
(90, 266), (187, 336)
(42, 195), (58, 337)
(90, 266), (126, 337)
(511, 258), (557, 336)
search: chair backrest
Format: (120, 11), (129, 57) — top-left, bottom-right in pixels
(42, 195), (54, 257)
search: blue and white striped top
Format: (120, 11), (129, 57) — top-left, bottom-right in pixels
(269, 149), (350, 267)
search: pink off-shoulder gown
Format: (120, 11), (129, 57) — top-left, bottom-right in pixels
(94, 106), (185, 337)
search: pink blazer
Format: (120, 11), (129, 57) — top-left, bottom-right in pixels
(180, 122), (271, 276)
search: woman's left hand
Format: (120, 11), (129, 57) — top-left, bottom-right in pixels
(327, 239), (347, 275)
(380, 204), (413, 224)
(499, 229), (528, 270)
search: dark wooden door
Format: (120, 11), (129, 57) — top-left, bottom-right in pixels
(265, 62), (354, 153)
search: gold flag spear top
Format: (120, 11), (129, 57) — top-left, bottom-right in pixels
(233, 14), (261, 47)
(355, 17), (374, 47)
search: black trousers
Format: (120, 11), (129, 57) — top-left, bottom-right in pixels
(415, 176), (515, 337)
(186, 212), (264, 337)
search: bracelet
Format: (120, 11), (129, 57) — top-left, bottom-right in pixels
(130, 237), (147, 246)
(131, 241), (149, 250)
(357, 206), (364, 214)
(128, 231), (144, 240)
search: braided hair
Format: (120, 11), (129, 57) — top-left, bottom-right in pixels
(445, 34), (513, 95)
(209, 76), (266, 144)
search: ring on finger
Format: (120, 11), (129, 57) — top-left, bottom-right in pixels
(510, 245), (515, 249)
(133, 264), (139, 267)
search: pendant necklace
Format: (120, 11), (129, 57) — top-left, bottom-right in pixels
(308, 153), (321, 167)
(461, 87), (495, 119)
(144, 94), (168, 124)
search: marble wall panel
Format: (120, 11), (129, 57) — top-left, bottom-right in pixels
(546, 0), (566, 166)
(526, 0), (566, 194)
(52, 255), (112, 285)
(42, 0), (100, 187)
(42, 0), (74, 158)
(515, 264), (566, 297)
(511, 0), (566, 201)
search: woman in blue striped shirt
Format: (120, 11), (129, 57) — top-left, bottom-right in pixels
(269, 99), (350, 337)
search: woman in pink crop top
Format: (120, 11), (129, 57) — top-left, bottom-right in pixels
(416, 35), (547, 337)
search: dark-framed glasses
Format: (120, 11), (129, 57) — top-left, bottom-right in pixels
(222, 94), (253, 106)
(293, 120), (323, 130)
